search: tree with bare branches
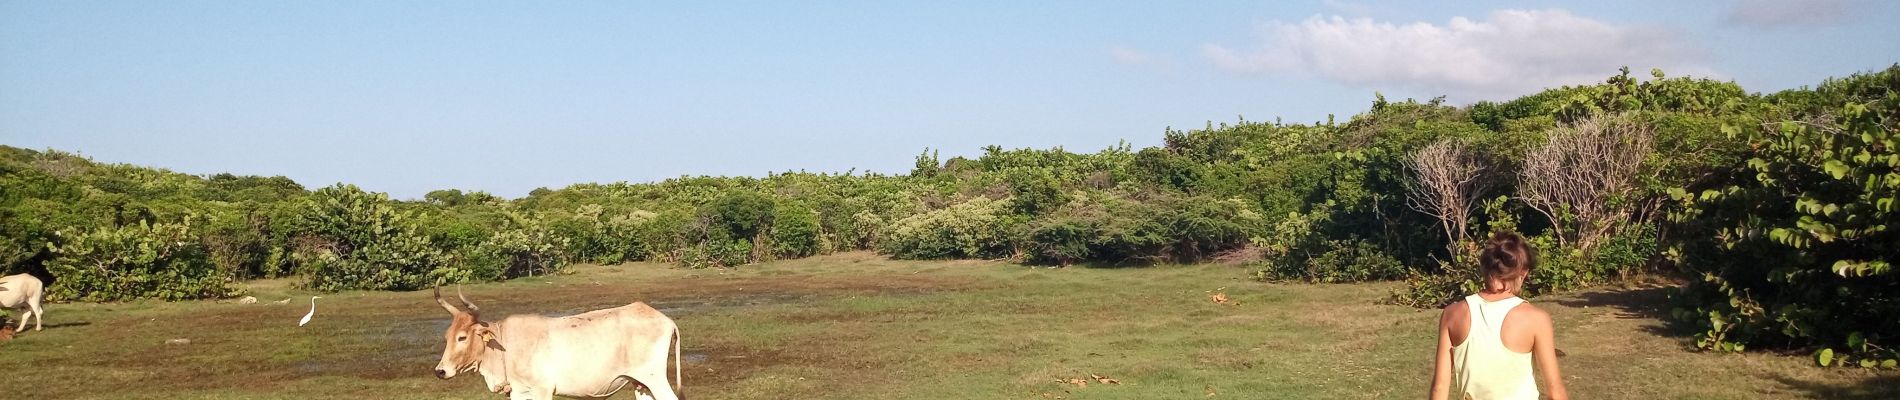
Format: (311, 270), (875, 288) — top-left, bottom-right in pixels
(1404, 139), (1488, 263)
(1517, 114), (1655, 253)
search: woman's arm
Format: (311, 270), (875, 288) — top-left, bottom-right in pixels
(1429, 307), (1454, 400)
(1532, 309), (1569, 400)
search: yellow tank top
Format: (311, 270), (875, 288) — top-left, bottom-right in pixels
(1451, 294), (1538, 400)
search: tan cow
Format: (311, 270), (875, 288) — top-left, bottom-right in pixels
(0, 274), (44, 332)
(432, 287), (682, 400)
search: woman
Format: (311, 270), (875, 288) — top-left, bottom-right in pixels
(1429, 232), (1568, 400)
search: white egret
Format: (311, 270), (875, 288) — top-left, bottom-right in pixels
(298, 296), (322, 326)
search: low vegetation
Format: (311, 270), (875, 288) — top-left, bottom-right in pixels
(3, 66), (1898, 370)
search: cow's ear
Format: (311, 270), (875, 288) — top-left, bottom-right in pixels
(474, 322), (496, 341)
(475, 323), (505, 350)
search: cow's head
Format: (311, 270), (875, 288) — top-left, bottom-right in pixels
(433, 286), (496, 380)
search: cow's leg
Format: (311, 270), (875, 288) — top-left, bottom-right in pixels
(11, 307), (25, 332)
(640, 374), (678, 400)
(508, 387), (552, 400)
(28, 295), (42, 331)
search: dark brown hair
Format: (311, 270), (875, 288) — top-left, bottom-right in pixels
(1479, 231), (1536, 280)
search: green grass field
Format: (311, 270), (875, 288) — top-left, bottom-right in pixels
(0, 253), (1892, 399)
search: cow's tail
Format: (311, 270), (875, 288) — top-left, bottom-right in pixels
(672, 324), (683, 400)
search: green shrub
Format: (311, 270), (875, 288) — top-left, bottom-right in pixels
(769, 202), (822, 259)
(880, 197), (1014, 259)
(668, 190), (779, 267)
(1527, 225), (1658, 292)
(1155, 196), (1262, 261)
(291, 184), (454, 291)
(599, 210), (658, 263)
(1004, 169), (1069, 216)
(1014, 192), (1265, 266)
(706, 191), (774, 240)
(201, 210), (278, 279)
(461, 225), (568, 280)
(635, 209), (693, 263)
(46, 219), (240, 301)
(1253, 204), (1333, 279)
(678, 228), (752, 268)
(1261, 200), (1413, 280)
(545, 216), (602, 262)
(1014, 192), (1157, 265)
(298, 231), (450, 291)
(1085, 206), (1170, 263)
(1258, 239), (1405, 283)
(845, 210), (884, 250)
(1389, 229), (1647, 308)
(542, 206), (654, 265)
(1023, 217), (1093, 265)
(1666, 67), (1900, 365)
(1390, 260), (1482, 308)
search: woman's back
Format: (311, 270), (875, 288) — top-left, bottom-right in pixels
(1448, 294), (1538, 400)
(1430, 232), (1566, 400)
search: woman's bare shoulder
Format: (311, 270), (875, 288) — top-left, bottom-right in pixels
(1515, 302), (1550, 316)
(1438, 300), (1468, 326)
(1508, 302), (1554, 326)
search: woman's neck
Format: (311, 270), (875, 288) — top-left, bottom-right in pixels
(1478, 280), (1518, 300)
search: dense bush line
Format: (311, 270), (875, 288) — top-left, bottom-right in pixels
(3, 66), (1897, 369)
(46, 219), (237, 301)
(1665, 67), (1900, 367)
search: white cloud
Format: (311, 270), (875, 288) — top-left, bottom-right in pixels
(1202, 9), (1715, 101)
(1725, 0), (1858, 30)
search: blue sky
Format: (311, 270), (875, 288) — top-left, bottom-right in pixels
(3, 1), (1897, 199)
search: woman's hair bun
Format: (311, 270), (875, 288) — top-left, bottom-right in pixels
(1479, 231), (1534, 280)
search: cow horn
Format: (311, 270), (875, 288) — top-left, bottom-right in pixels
(434, 286), (462, 315)
(456, 285), (480, 313)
